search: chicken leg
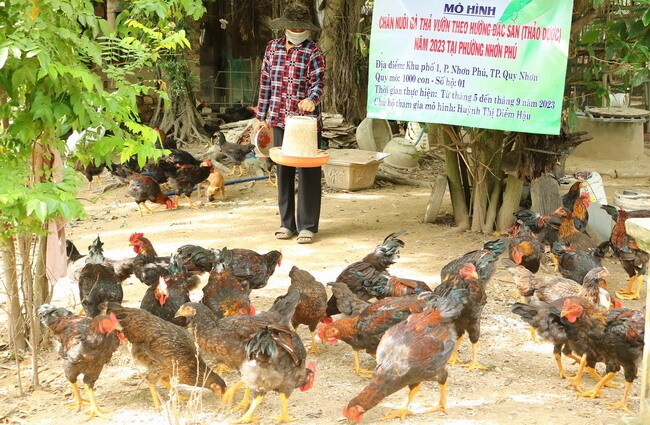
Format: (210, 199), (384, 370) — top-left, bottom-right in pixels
(148, 382), (163, 411)
(184, 194), (198, 209)
(462, 343), (488, 371)
(427, 382), (448, 415)
(221, 380), (244, 407)
(609, 381), (633, 412)
(273, 393), (296, 423)
(231, 387), (251, 413)
(352, 350), (373, 378)
(567, 354), (587, 392)
(617, 274), (643, 301)
(447, 335), (463, 366)
(307, 331), (321, 354)
(578, 371), (617, 399)
(137, 202), (154, 217)
(82, 384), (110, 419)
(67, 382), (89, 411)
(382, 384), (419, 420)
(234, 394), (263, 424)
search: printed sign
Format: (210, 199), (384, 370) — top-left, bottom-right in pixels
(367, 1), (574, 135)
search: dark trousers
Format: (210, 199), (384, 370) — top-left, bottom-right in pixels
(273, 127), (322, 233)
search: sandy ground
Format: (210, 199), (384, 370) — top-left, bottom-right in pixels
(0, 146), (649, 425)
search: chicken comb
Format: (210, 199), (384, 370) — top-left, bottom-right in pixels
(129, 232), (144, 243)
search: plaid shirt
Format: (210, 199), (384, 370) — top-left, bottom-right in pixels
(256, 37), (326, 130)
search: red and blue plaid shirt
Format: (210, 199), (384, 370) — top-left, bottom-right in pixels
(256, 37), (326, 130)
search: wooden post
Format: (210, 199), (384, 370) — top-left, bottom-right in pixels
(624, 218), (650, 420)
(424, 174), (448, 223)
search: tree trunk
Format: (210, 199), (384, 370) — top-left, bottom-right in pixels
(1, 237), (26, 352)
(153, 88), (208, 146)
(17, 235), (40, 389)
(441, 127), (469, 230)
(497, 175), (524, 231)
(530, 175), (561, 215)
(320, 0), (365, 122)
(34, 233), (48, 307)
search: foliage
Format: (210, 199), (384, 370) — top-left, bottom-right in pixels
(0, 0), (206, 240)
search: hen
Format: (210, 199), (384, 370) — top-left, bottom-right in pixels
(342, 287), (468, 422)
(319, 290), (435, 378)
(551, 241), (603, 284)
(607, 207), (650, 300)
(238, 292), (316, 423)
(326, 231), (406, 317)
(440, 239), (508, 285)
(214, 130), (255, 176)
(554, 207), (597, 252)
(166, 160), (213, 208)
(78, 237), (123, 317)
(287, 266), (328, 354)
(514, 209), (561, 246)
(126, 172), (176, 216)
(176, 243), (220, 275)
(140, 255), (192, 327)
(560, 298), (645, 411)
(506, 223), (544, 273)
(230, 248), (283, 291)
(37, 304), (122, 419)
(201, 248), (255, 318)
(104, 302), (226, 409)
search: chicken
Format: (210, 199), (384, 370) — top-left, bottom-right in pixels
(104, 302), (226, 409)
(166, 160), (213, 208)
(78, 237), (123, 317)
(570, 191), (590, 233)
(342, 287), (469, 422)
(230, 248), (283, 291)
(555, 207), (597, 252)
(551, 241), (603, 284)
(318, 291), (437, 378)
(164, 148), (202, 167)
(560, 298), (645, 411)
(431, 262), (486, 369)
(175, 293), (306, 411)
(562, 181), (584, 211)
(140, 255), (192, 327)
(607, 207), (650, 300)
(74, 159), (106, 189)
(202, 248), (255, 318)
(326, 231), (406, 317)
(504, 260), (615, 310)
(237, 291), (316, 423)
(175, 244), (220, 274)
(506, 224), (544, 273)
(37, 304), (122, 419)
(213, 130), (255, 176)
(287, 266), (328, 354)
(126, 172), (176, 216)
(514, 209), (560, 246)
(327, 281), (370, 318)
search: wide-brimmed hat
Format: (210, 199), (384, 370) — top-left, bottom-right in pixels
(270, 3), (320, 32)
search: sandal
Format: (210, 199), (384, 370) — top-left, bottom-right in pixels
(297, 230), (315, 244)
(275, 227), (295, 240)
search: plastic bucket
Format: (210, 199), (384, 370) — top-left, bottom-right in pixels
(614, 190), (650, 211)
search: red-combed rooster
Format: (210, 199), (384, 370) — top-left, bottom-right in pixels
(560, 298), (645, 412)
(140, 254), (192, 327)
(342, 286), (468, 422)
(37, 304), (122, 419)
(505, 223), (544, 273)
(606, 207), (650, 300)
(126, 172), (176, 216)
(554, 207), (597, 253)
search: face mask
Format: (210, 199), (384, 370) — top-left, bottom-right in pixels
(285, 29), (310, 45)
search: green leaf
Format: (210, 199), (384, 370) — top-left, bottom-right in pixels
(0, 47), (8, 69)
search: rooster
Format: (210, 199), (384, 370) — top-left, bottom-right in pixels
(126, 172), (176, 216)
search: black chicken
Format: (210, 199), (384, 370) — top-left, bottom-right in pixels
(213, 130), (255, 176)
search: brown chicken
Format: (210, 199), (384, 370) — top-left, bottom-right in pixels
(318, 283), (442, 377)
(506, 224), (544, 273)
(237, 291), (316, 423)
(342, 286), (468, 422)
(166, 160), (213, 208)
(78, 237), (123, 317)
(104, 302), (226, 409)
(555, 207), (597, 252)
(139, 255), (192, 327)
(570, 191), (590, 233)
(230, 248), (283, 291)
(326, 231), (406, 317)
(562, 181), (584, 210)
(201, 248), (255, 318)
(440, 239), (508, 285)
(514, 209), (561, 246)
(214, 130), (255, 176)
(287, 266), (328, 354)
(126, 172), (176, 216)
(551, 241), (604, 284)
(175, 293), (307, 412)
(607, 207), (650, 300)
(175, 243), (220, 274)
(37, 304), (122, 419)
(560, 298), (645, 411)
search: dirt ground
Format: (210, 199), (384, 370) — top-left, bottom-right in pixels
(1, 144), (649, 425)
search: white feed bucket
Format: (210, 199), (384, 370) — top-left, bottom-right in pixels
(283, 116), (318, 157)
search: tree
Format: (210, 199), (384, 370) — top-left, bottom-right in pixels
(0, 0), (204, 390)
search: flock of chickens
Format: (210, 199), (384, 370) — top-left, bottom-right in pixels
(38, 181), (648, 423)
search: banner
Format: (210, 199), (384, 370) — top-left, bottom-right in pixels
(367, 1), (574, 135)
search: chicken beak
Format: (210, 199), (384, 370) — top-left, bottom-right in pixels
(471, 271), (479, 280)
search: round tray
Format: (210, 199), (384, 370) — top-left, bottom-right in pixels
(253, 126), (273, 157)
(269, 147), (329, 168)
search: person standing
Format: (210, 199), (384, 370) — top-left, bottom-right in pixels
(254, 3), (326, 244)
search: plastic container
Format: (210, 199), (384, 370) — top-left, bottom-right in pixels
(269, 147), (329, 168)
(355, 118), (392, 152)
(382, 137), (419, 170)
(614, 190), (650, 211)
(322, 149), (390, 191)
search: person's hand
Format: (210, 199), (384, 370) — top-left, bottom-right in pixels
(253, 120), (267, 134)
(298, 98), (316, 112)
